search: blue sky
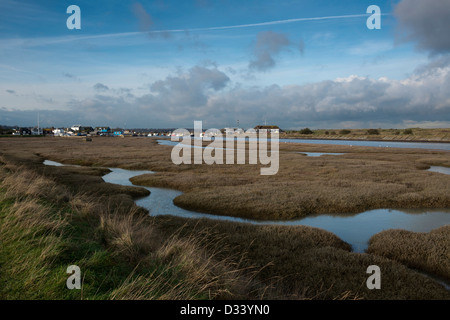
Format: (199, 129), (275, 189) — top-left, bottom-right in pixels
(0, 0), (449, 129)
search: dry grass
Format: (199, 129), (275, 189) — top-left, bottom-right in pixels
(7, 198), (68, 236)
(131, 140), (450, 220)
(98, 212), (157, 264)
(2, 165), (71, 202)
(282, 127), (450, 142)
(100, 219), (258, 299)
(0, 156), (269, 300)
(111, 229), (263, 300)
(2, 136), (448, 220)
(96, 207), (272, 299)
(0, 137), (449, 300)
(0, 173), (69, 298)
(367, 226), (450, 281)
(153, 216), (450, 300)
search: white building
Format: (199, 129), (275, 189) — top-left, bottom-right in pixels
(224, 127), (244, 135)
(254, 125), (280, 134)
(53, 128), (64, 137)
(71, 125), (81, 132)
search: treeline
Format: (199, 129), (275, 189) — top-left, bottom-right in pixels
(285, 128), (415, 135)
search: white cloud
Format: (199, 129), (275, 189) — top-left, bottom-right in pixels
(1, 62), (449, 129)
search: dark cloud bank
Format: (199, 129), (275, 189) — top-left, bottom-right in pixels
(394, 0), (450, 55)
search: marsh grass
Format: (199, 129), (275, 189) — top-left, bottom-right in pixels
(129, 142), (450, 220)
(0, 138), (449, 300)
(0, 183), (71, 298)
(13, 135), (438, 221)
(2, 166), (71, 202)
(368, 226), (450, 281)
(0, 156), (268, 300)
(282, 127), (450, 142)
(153, 216), (450, 299)
(99, 215), (263, 299)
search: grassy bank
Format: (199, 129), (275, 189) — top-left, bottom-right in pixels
(0, 155), (265, 299)
(281, 128), (450, 142)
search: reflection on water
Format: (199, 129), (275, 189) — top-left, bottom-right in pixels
(298, 152), (345, 157)
(156, 137), (450, 151)
(283, 209), (450, 253)
(44, 160), (66, 166)
(100, 167), (450, 253)
(428, 166), (450, 175)
(157, 139), (182, 147)
(44, 160), (450, 254)
(280, 138), (450, 151)
(44, 159), (81, 167)
(157, 139), (217, 149)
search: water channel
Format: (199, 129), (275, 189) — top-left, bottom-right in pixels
(43, 160), (450, 254)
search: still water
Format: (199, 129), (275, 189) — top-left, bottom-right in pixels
(157, 137), (450, 151)
(44, 160), (450, 254)
(100, 165), (450, 253)
(428, 166), (450, 175)
(298, 152), (345, 157)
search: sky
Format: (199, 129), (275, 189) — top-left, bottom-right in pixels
(0, 0), (449, 130)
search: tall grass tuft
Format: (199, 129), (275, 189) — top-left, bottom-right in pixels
(2, 165), (71, 202)
(0, 158), (266, 300)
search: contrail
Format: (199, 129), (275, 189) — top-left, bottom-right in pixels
(186, 13), (388, 32)
(8, 13), (391, 46)
(150, 12), (390, 33)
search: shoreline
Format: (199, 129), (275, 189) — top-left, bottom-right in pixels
(3, 134), (449, 144)
(280, 136), (450, 144)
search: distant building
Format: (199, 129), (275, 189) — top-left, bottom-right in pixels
(112, 128), (124, 136)
(95, 126), (111, 135)
(204, 129), (222, 137)
(18, 127), (32, 135)
(31, 127), (42, 135)
(80, 126), (94, 134)
(71, 125), (81, 132)
(223, 127), (244, 135)
(43, 128), (53, 136)
(53, 128), (64, 136)
(69, 125), (94, 134)
(254, 125), (281, 134)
